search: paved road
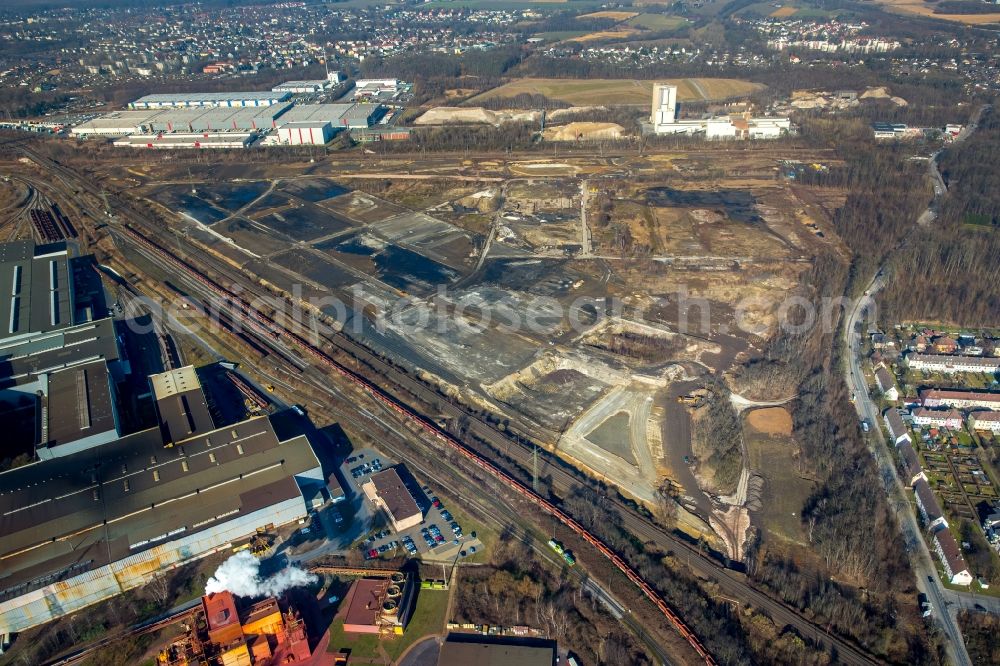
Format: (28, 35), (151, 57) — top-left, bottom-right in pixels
(842, 105), (992, 666)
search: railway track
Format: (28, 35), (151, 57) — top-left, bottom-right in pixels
(23, 144), (880, 666)
(43, 606), (198, 666)
(115, 223), (720, 665)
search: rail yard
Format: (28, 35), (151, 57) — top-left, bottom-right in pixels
(0, 135), (884, 666)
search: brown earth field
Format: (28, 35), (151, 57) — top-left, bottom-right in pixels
(746, 406), (793, 436)
(466, 77), (765, 106)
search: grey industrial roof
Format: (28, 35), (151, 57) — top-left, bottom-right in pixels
(277, 103), (356, 125)
(0, 241), (77, 342)
(280, 120), (333, 129)
(437, 640), (555, 666)
(151, 367), (215, 444)
(46, 360), (116, 448)
(0, 415), (320, 598)
(132, 92), (290, 104)
(0, 317), (119, 386)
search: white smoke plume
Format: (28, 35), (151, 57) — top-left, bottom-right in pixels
(205, 551), (317, 598)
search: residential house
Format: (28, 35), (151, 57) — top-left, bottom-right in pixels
(933, 529), (973, 586)
(969, 411), (1000, 433)
(871, 332), (896, 350)
(884, 408), (912, 446)
(875, 367), (899, 401)
(913, 478), (948, 532)
(912, 408), (964, 430)
(898, 441), (926, 487)
(921, 389), (1000, 410)
(932, 336), (959, 354)
(905, 353), (1000, 374)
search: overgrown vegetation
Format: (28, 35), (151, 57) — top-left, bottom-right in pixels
(453, 526), (652, 666)
(690, 381), (743, 494)
(880, 103), (1000, 326)
(957, 610), (1000, 665)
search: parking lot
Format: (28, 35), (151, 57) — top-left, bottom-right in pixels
(340, 448), (483, 563)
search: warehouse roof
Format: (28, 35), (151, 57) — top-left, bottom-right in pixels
(437, 639), (555, 666)
(280, 120), (333, 129)
(132, 92), (290, 104)
(277, 103), (356, 125)
(45, 359), (116, 447)
(151, 366), (215, 443)
(0, 317), (119, 385)
(0, 241), (77, 341)
(0, 415), (320, 599)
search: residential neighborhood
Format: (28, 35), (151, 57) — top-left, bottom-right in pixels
(871, 326), (1000, 588)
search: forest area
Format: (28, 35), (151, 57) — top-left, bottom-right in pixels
(690, 381), (743, 495)
(879, 103), (1000, 326)
(452, 525), (652, 666)
(730, 115), (949, 660)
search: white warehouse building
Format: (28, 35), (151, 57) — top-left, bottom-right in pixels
(128, 91), (291, 109)
(278, 121), (334, 145)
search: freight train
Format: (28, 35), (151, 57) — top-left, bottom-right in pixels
(117, 224), (718, 666)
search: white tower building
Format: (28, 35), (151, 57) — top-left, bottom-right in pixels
(651, 83), (678, 130)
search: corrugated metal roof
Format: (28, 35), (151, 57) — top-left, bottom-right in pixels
(0, 415), (320, 597)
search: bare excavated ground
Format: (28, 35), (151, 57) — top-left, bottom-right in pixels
(117, 146), (843, 534)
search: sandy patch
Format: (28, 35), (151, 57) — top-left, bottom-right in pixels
(543, 122), (626, 141)
(746, 407), (793, 436)
(770, 5), (798, 16)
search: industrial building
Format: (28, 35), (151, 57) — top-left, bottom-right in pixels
(0, 241), (327, 639)
(113, 132), (258, 150)
(276, 103), (383, 130)
(73, 104), (292, 137)
(157, 591), (311, 665)
(0, 241), (125, 461)
(361, 467), (422, 532)
(341, 572), (413, 635)
(437, 636), (557, 666)
(0, 403), (323, 637)
(272, 80), (331, 94)
(277, 121), (334, 146)
(75, 99), (385, 148)
(648, 83), (790, 139)
(129, 92), (291, 109)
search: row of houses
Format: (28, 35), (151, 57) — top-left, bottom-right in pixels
(875, 363), (1000, 433)
(884, 409), (973, 586)
(904, 352), (1000, 374)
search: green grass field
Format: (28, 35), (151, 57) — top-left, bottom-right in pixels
(326, 619), (383, 658)
(383, 589), (450, 660)
(745, 426), (813, 544)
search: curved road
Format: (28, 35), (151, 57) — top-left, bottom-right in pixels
(843, 104), (991, 666)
